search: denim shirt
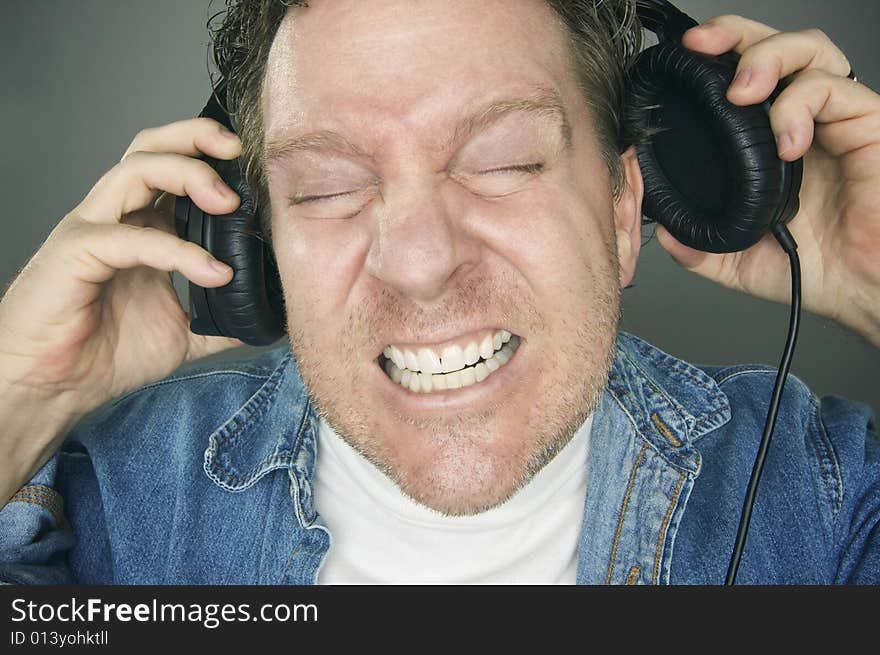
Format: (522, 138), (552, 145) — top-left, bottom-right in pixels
(1, 331), (877, 585)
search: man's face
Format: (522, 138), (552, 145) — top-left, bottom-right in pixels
(263, 0), (642, 515)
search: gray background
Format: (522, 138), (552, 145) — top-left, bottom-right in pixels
(2, 1), (878, 414)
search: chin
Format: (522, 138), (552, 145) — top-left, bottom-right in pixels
(373, 411), (548, 516)
(285, 264), (621, 517)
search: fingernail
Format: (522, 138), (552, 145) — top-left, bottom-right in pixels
(731, 67), (752, 89)
(776, 133), (794, 156)
(209, 257), (232, 275)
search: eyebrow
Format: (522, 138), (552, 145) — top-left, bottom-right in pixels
(264, 87), (572, 165)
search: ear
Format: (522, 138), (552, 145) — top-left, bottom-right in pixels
(613, 146), (644, 289)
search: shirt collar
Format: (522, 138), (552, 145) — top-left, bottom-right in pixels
(606, 331), (731, 474)
(202, 346), (318, 500)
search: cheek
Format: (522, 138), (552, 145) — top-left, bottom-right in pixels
(271, 214), (373, 329)
(463, 173), (615, 306)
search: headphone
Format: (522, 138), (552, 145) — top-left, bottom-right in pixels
(175, 0), (803, 346)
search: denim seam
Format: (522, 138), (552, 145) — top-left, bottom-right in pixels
(717, 368), (842, 510)
(289, 400), (318, 524)
(204, 355), (298, 490)
(608, 385), (703, 475)
(17, 485), (63, 513)
(714, 366), (811, 393)
(13, 490), (62, 519)
(605, 442), (649, 585)
(204, 455), (293, 491)
(109, 369), (275, 408)
(210, 377), (280, 454)
(11, 485), (64, 525)
(618, 348), (730, 443)
(712, 365), (778, 386)
(811, 398), (844, 520)
(653, 471), (686, 585)
(619, 350), (694, 426)
(7, 497), (64, 526)
(692, 406), (730, 435)
(624, 335), (723, 392)
(625, 566), (640, 585)
(651, 413), (682, 448)
(283, 453), (331, 584)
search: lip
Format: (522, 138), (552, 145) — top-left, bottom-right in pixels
(376, 325), (512, 357)
(373, 335), (527, 412)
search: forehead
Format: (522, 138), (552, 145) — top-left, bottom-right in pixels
(262, 0), (574, 139)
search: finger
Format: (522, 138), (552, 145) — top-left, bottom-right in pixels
(682, 14), (778, 57)
(768, 70), (880, 159)
(74, 151), (239, 225)
(121, 117), (241, 162)
(120, 206), (175, 234)
(54, 219), (233, 289)
(725, 30), (852, 107)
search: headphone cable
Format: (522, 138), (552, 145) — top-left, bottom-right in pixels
(725, 223), (802, 585)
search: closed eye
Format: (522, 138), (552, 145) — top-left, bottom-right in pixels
(481, 162), (544, 175)
(291, 190), (356, 205)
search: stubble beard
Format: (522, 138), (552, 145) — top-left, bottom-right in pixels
(286, 263), (621, 517)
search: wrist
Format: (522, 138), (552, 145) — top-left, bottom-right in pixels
(0, 382), (85, 507)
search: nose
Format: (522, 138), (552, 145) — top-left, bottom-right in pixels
(364, 175), (478, 303)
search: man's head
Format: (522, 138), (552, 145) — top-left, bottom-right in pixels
(211, 0), (645, 515)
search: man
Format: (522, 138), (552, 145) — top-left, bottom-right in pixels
(0, 0), (877, 584)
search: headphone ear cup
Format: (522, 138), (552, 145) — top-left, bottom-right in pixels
(623, 43), (802, 253)
(200, 156), (286, 346)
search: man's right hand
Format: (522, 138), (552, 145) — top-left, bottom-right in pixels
(0, 117), (245, 506)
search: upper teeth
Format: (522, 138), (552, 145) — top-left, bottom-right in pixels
(383, 329), (511, 374)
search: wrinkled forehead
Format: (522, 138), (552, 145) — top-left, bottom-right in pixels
(261, 0), (575, 137)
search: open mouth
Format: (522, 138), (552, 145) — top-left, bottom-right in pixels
(377, 328), (522, 394)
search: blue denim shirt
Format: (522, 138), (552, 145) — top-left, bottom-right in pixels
(1, 331), (877, 584)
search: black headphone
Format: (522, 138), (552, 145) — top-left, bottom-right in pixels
(175, 0), (803, 346)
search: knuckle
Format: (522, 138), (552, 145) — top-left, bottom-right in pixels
(126, 127), (154, 154)
(195, 116), (223, 133)
(55, 217), (96, 250)
(176, 237), (205, 264)
(799, 68), (829, 84)
(134, 126), (154, 143)
(119, 149), (151, 168)
(712, 14), (741, 25)
(804, 27), (831, 44)
(95, 162), (122, 187)
(194, 159), (223, 185)
(136, 224), (161, 239)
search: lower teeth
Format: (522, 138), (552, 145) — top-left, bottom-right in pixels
(382, 335), (521, 393)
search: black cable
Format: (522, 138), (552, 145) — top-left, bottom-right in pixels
(725, 223), (801, 585)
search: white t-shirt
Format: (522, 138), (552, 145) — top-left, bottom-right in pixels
(314, 413), (592, 584)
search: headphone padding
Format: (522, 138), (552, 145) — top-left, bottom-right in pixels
(624, 43), (790, 253)
(202, 157), (286, 346)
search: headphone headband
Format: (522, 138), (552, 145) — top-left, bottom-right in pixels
(636, 0), (698, 43)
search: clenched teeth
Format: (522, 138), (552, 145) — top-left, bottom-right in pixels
(383, 329), (511, 374)
(381, 332), (520, 393)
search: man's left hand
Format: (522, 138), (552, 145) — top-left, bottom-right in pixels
(654, 14), (880, 347)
